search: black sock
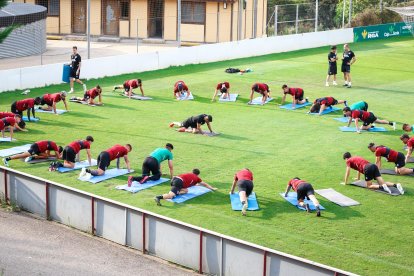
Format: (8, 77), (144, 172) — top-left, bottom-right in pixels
(90, 170), (99, 176)
(156, 195), (163, 200)
(241, 201), (246, 204)
(379, 186), (384, 190)
(393, 184), (397, 188)
(389, 122), (393, 126)
(5, 157), (11, 161)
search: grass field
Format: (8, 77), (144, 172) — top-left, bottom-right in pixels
(1, 37), (414, 275)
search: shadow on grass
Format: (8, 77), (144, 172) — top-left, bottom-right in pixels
(100, 102), (138, 111)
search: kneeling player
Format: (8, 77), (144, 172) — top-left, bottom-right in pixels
(79, 144), (132, 178)
(342, 152), (403, 194)
(284, 178), (321, 216)
(169, 114), (214, 134)
(11, 97), (41, 121)
(248, 83), (270, 105)
(59, 136), (94, 169)
(113, 79), (144, 98)
(3, 140), (62, 166)
(212, 82), (230, 101)
(368, 143), (413, 176)
(71, 85), (102, 105)
(173, 81), (190, 100)
(230, 168), (254, 216)
(309, 96), (347, 115)
(281, 85), (308, 108)
(39, 91), (69, 114)
(153, 169), (216, 206)
(343, 107), (395, 133)
(400, 134), (414, 163)
(0, 115), (25, 140)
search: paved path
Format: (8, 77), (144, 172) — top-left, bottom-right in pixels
(0, 208), (194, 276)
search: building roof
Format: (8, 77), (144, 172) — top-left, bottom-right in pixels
(0, 3), (46, 28)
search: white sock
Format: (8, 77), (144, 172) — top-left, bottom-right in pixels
(348, 82), (352, 86)
(344, 81), (348, 85)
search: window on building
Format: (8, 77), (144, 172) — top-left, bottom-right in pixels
(36, 0), (60, 16)
(182, 1), (205, 24)
(120, 0), (130, 19)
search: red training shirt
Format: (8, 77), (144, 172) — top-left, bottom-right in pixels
(375, 146), (398, 162)
(174, 81), (188, 92)
(288, 178), (307, 191)
(407, 137), (414, 148)
(125, 79), (139, 88)
(36, 140), (59, 153)
(252, 83), (269, 92)
(0, 112), (15, 119)
(68, 140), (91, 154)
(16, 98), (35, 111)
(351, 110), (370, 121)
(86, 88), (100, 99)
(216, 82), (230, 90)
(0, 117), (16, 129)
(285, 88), (303, 98)
(234, 169), (253, 181)
(347, 156), (370, 174)
(316, 97), (336, 106)
(178, 173), (202, 188)
(106, 144), (128, 161)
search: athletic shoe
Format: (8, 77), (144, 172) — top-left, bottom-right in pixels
(305, 97), (309, 103)
(333, 81), (338, 86)
(25, 156), (34, 162)
(83, 84), (87, 92)
(84, 173), (92, 180)
(325, 82), (329, 87)
(154, 197), (161, 206)
(139, 175), (149, 184)
(392, 122), (396, 131)
(169, 122), (175, 128)
(344, 100), (348, 107)
(347, 85), (352, 88)
(2, 158), (9, 167)
(112, 86), (117, 91)
(316, 209), (321, 217)
(396, 183), (404, 195)
(382, 184), (392, 194)
(343, 83), (348, 87)
(127, 176), (133, 187)
(241, 202), (248, 216)
(79, 167), (87, 178)
(304, 204), (311, 213)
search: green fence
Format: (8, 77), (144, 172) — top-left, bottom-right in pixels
(353, 22), (412, 42)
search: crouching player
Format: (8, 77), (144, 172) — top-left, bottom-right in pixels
(284, 177), (321, 216)
(3, 140), (62, 166)
(230, 168), (254, 216)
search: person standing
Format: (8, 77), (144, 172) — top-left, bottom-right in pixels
(341, 44), (356, 88)
(69, 46), (87, 93)
(325, 45), (338, 87)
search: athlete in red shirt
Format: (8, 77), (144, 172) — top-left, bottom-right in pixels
(400, 134), (414, 163)
(230, 168), (254, 215)
(154, 168), (216, 206)
(39, 91), (69, 114)
(368, 143), (413, 175)
(0, 115), (25, 141)
(11, 97), (41, 121)
(3, 140), (63, 166)
(343, 107), (395, 133)
(281, 84), (307, 108)
(59, 136), (94, 169)
(308, 96), (347, 115)
(173, 81), (190, 100)
(284, 177), (321, 216)
(79, 144), (132, 178)
(249, 83), (270, 105)
(0, 112), (15, 119)
(113, 79), (144, 99)
(212, 82), (231, 101)
(342, 152), (402, 194)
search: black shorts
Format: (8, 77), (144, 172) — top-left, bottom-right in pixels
(395, 152), (406, 168)
(296, 91), (304, 101)
(341, 64), (350, 73)
(362, 113), (377, 126)
(11, 102), (20, 115)
(170, 177), (184, 196)
(328, 65), (337, 75)
(123, 83), (130, 92)
(142, 156), (160, 177)
(97, 151), (111, 171)
(62, 146), (76, 163)
(296, 182), (315, 201)
(83, 92), (90, 100)
(70, 68), (80, 79)
(27, 143), (40, 156)
(182, 118), (196, 129)
(364, 163), (381, 181)
(237, 180), (254, 197)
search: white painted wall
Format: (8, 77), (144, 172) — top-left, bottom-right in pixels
(0, 28), (353, 92)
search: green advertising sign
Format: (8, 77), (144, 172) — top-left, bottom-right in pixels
(353, 22), (412, 42)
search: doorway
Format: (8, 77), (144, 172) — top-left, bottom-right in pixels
(72, 0), (86, 34)
(148, 0), (164, 38)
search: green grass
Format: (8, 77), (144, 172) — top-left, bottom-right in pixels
(1, 37), (414, 275)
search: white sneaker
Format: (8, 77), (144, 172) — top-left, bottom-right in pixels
(325, 82), (329, 87)
(396, 183), (404, 195)
(79, 167), (87, 178)
(25, 156), (33, 162)
(83, 84), (87, 92)
(392, 122), (396, 131)
(241, 202), (248, 216)
(382, 184), (392, 194)
(333, 81), (338, 86)
(85, 173), (92, 180)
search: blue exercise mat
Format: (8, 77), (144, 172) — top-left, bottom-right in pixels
(219, 94), (238, 102)
(0, 137), (16, 142)
(0, 144), (31, 157)
(36, 109), (67, 114)
(279, 102), (311, 110)
(23, 116), (40, 122)
(230, 192), (260, 211)
(177, 93), (194, 100)
(78, 169), (134, 184)
(58, 159), (97, 173)
(339, 126), (387, 132)
(167, 185), (212, 203)
(116, 178), (169, 193)
(62, 64), (71, 83)
(334, 117), (353, 123)
(250, 97), (273, 105)
(309, 106), (340, 115)
(279, 192), (325, 211)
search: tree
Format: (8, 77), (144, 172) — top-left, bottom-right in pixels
(0, 0), (20, 44)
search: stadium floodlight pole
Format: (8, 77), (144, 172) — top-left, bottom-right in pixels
(348, 0), (352, 26)
(87, 0), (91, 59)
(315, 0), (318, 32)
(342, 0), (346, 28)
(177, 0), (181, 47)
(274, 5), (278, 36)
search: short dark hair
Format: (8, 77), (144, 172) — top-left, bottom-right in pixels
(126, 144), (132, 151)
(166, 143), (174, 150)
(343, 107), (351, 112)
(293, 177), (300, 180)
(368, 142), (375, 149)
(331, 45), (337, 50)
(86, 136), (94, 142)
(96, 85), (101, 90)
(15, 114), (22, 119)
(282, 84), (288, 89)
(343, 152), (351, 159)
(18, 120), (25, 128)
(400, 134), (410, 140)
(310, 103), (320, 113)
(207, 115), (212, 122)
(137, 79), (142, 84)
(58, 146), (63, 153)
(73, 46), (77, 50)
(192, 168), (200, 175)
(402, 123), (410, 130)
